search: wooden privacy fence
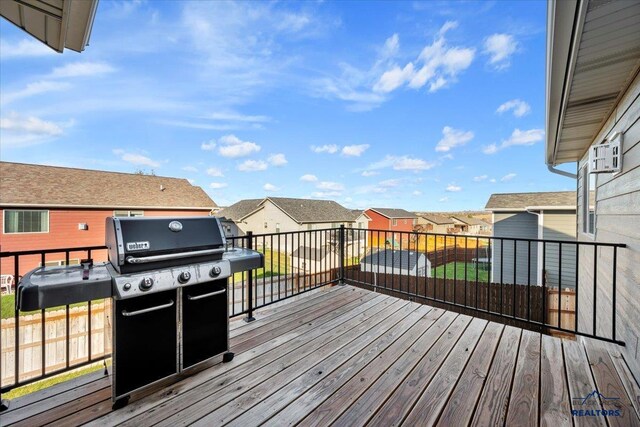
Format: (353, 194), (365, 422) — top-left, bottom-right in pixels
(344, 268), (576, 331)
(1, 301), (112, 387)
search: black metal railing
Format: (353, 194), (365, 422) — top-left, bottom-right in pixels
(0, 226), (626, 394)
(342, 227), (626, 346)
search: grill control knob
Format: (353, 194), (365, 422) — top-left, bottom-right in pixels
(178, 271), (191, 284)
(140, 277), (154, 291)
(210, 266), (222, 277)
(123, 283), (132, 291)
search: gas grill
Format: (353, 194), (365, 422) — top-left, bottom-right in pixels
(17, 216), (263, 408)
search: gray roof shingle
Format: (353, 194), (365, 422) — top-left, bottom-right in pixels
(419, 214), (455, 225)
(218, 197), (355, 223)
(0, 162), (215, 209)
(368, 208), (417, 219)
(292, 246), (333, 261)
(485, 191), (576, 210)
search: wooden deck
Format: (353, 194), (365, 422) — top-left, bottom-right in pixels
(2, 285), (639, 426)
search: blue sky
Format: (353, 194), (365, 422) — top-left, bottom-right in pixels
(0, 0), (576, 210)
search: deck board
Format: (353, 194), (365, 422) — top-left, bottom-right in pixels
(2, 284), (639, 427)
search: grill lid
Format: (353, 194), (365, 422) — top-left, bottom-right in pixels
(106, 216), (226, 272)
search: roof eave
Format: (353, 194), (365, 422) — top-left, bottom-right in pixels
(0, 203), (214, 210)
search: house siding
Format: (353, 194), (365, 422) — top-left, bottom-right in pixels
(491, 212), (539, 285)
(576, 72), (640, 378)
(541, 210), (577, 288)
(0, 208), (209, 276)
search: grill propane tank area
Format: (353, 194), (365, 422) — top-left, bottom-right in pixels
(16, 217), (263, 409)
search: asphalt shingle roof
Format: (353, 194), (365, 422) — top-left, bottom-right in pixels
(361, 249), (424, 271)
(0, 162), (215, 209)
(217, 199), (262, 221)
(485, 191), (576, 210)
(368, 208), (417, 219)
(419, 214), (455, 225)
(292, 246), (333, 261)
(267, 197), (355, 223)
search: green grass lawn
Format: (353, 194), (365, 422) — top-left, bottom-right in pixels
(232, 249), (290, 282)
(431, 261), (490, 283)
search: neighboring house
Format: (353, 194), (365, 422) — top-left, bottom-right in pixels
(485, 192), (577, 288)
(547, 0), (640, 376)
(415, 214), (456, 234)
(451, 216), (492, 235)
(365, 208), (417, 248)
(216, 197), (356, 253)
(350, 210), (371, 229)
(290, 246), (338, 275)
(0, 162), (216, 276)
(360, 249), (431, 277)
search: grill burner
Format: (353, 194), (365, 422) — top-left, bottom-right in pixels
(17, 216), (263, 409)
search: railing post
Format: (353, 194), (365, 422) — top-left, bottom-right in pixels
(244, 231), (256, 322)
(339, 225), (345, 285)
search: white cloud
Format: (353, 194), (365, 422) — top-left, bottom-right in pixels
(187, 178), (195, 185)
(113, 149), (161, 168)
(209, 182), (228, 189)
(267, 153), (287, 166)
(496, 99), (530, 117)
(311, 144), (339, 154)
(201, 140), (216, 150)
(367, 155), (435, 172)
(379, 179), (401, 188)
(182, 166), (198, 172)
(237, 159), (267, 172)
(412, 190), (422, 196)
(1, 81), (72, 105)
(311, 191), (342, 198)
(0, 112), (65, 146)
(50, 62), (115, 78)
(501, 173), (517, 182)
(263, 183), (279, 192)
(483, 128), (544, 154)
(317, 181), (344, 191)
(218, 134), (261, 158)
(446, 184), (462, 192)
(341, 144), (370, 157)
(473, 175), (488, 182)
(300, 174), (318, 182)
(374, 21), (475, 94)
(489, 178), (497, 183)
(0, 38), (56, 58)
(435, 126), (474, 152)
(206, 167), (224, 177)
(361, 170), (379, 177)
(205, 112), (270, 123)
(439, 196), (449, 202)
(484, 34), (517, 70)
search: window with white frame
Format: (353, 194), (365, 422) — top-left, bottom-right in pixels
(581, 165), (596, 235)
(4, 210), (49, 233)
(114, 210), (144, 217)
(392, 219), (398, 226)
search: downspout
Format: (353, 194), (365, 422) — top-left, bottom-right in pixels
(547, 164), (577, 179)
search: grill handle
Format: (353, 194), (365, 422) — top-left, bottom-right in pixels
(122, 300), (174, 317)
(187, 289), (226, 301)
(125, 248), (225, 264)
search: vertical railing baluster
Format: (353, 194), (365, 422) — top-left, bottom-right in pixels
(527, 241), (531, 321)
(543, 241), (547, 325)
(500, 239), (504, 315)
(245, 231), (255, 322)
(575, 243), (579, 334)
(444, 236), (447, 303)
(339, 225), (345, 285)
(464, 236), (468, 308)
(612, 246), (617, 342)
(513, 240), (517, 319)
(14, 255), (20, 388)
(558, 243), (562, 329)
(487, 238), (492, 313)
(593, 245), (597, 335)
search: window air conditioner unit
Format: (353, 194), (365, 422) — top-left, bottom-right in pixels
(590, 132), (622, 173)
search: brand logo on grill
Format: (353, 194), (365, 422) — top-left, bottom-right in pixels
(168, 221), (183, 232)
(126, 241), (150, 251)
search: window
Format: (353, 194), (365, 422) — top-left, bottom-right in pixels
(4, 210), (49, 233)
(413, 219), (417, 226)
(114, 210), (144, 217)
(581, 165), (596, 235)
(307, 224), (313, 230)
(41, 259), (80, 267)
(392, 219), (397, 226)
(276, 223), (280, 233)
(264, 222), (268, 228)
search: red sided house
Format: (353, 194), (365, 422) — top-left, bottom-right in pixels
(0, 162), (216, 280)
(364, 208), (417, 248)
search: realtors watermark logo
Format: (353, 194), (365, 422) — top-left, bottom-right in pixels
(571, 390), (622, 418)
